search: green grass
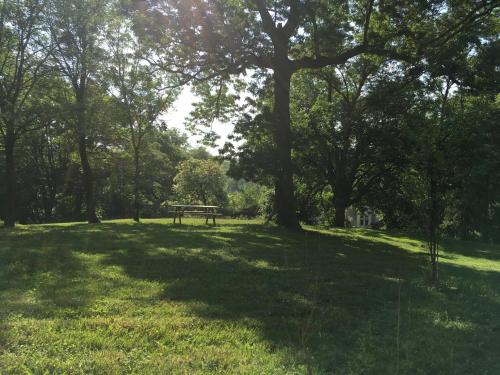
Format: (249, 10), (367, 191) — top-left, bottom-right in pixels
(0, 219), (499, 374)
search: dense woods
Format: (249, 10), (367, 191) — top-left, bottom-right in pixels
(2, 2), (500, 372)
(1, 0), (499, 248)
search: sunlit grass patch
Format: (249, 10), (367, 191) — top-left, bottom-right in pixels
(1, 219), (499, 374)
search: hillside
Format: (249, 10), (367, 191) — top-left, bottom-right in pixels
(1, 219), (499, 374)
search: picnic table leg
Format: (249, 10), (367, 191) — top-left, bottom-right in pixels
(173, 208), (176, 224)
(213, 214), (216, 225)
(179, 209), (182, 225)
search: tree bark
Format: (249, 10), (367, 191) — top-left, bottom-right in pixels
(133, 150), (140, 222)
(429, 229), (438, 282)
(272, 62), (300, 230)
(75, 87), (100, 224)
(77, 135), (99, 223)
(334, 194), (348, 228)
(330, 155), (351, 228)
(3, 132), (16, 228)
(428, 177), (439, 282)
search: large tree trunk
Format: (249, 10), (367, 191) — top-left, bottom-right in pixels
(272, 64), (300, 230)
(334, 194), (348, 228)
(133, 151), (140, 222)
(333, 176), (350, 228)
(3, 132), (16, 228)
(75, 88), (99, 224)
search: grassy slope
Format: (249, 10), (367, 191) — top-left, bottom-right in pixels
(0, 219), (498, 374)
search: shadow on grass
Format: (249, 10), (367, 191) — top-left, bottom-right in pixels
(0, 228), (94, 317)
(355, 227), (500, 262)
(439, 237), (500, 262)
(1, 222), (499, 373)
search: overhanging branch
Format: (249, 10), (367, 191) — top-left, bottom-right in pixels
(251, 0), (279, 42)
(293, 45), (367, 70)
(282, 0), (301, 38)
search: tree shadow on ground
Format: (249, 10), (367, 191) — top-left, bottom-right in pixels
(1, 222), (499, 373)
(0, 228), (94, 317)
(355, 227), (500, 262)
(439, 237), (500, 261)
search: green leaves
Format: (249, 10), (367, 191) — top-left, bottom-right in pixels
(185, 78), (244, 146)
(173, 158), (228, 205)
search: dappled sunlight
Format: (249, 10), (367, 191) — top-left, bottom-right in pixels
(431, 312), (475, 331)
(1, 220), (499, 373)
(439, 252), (500, 272)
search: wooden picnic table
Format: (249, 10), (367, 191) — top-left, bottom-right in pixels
(169, 204), (221, 225)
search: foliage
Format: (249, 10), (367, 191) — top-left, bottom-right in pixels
(0, 0), (497, 234)
(226, 179), (268, 218)
(0, 0), (50, 226)
(108, 18), (180, 221)
(291, 58), (412, 226)
(173, 158), (228, 205)
(132, 0), (498, 228)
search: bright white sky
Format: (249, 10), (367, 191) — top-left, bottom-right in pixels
(163, 87), (234, 154)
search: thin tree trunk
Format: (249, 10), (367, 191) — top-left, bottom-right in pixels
(133, 150), (140, 222)
(431, 250), (438, 281)
(331, 158), (351, 228)
(428, 178), (439, 282)
(429, 232), (438, 282)
(272, 64), (300, 230)
(77, 135), (99, 223)
(4, 132), (16, 228)
(44, 184), (57, 222)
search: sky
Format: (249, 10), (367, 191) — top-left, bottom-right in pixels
(163, 87), (235, 154)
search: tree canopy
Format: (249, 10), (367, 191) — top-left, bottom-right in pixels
(173, 158), (227, 205)
(131, 0), (497, 229)
(0, 0), (498, 260)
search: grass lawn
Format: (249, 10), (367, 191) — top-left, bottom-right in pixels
(0, 219), (499, 374)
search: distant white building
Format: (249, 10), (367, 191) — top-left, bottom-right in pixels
(346, 207), (379, 228)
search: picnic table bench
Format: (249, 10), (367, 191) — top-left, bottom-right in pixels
(169, 204), (221, 225)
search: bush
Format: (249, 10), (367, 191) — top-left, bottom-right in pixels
(227, 183), (268, 218)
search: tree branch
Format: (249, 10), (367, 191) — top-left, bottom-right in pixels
(425, 1), (496, 48)
(293, 45), (367, 70)
(363, 0), (374, 45)
(282, 0), (302, 38)
(251, 0), (278, 42)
